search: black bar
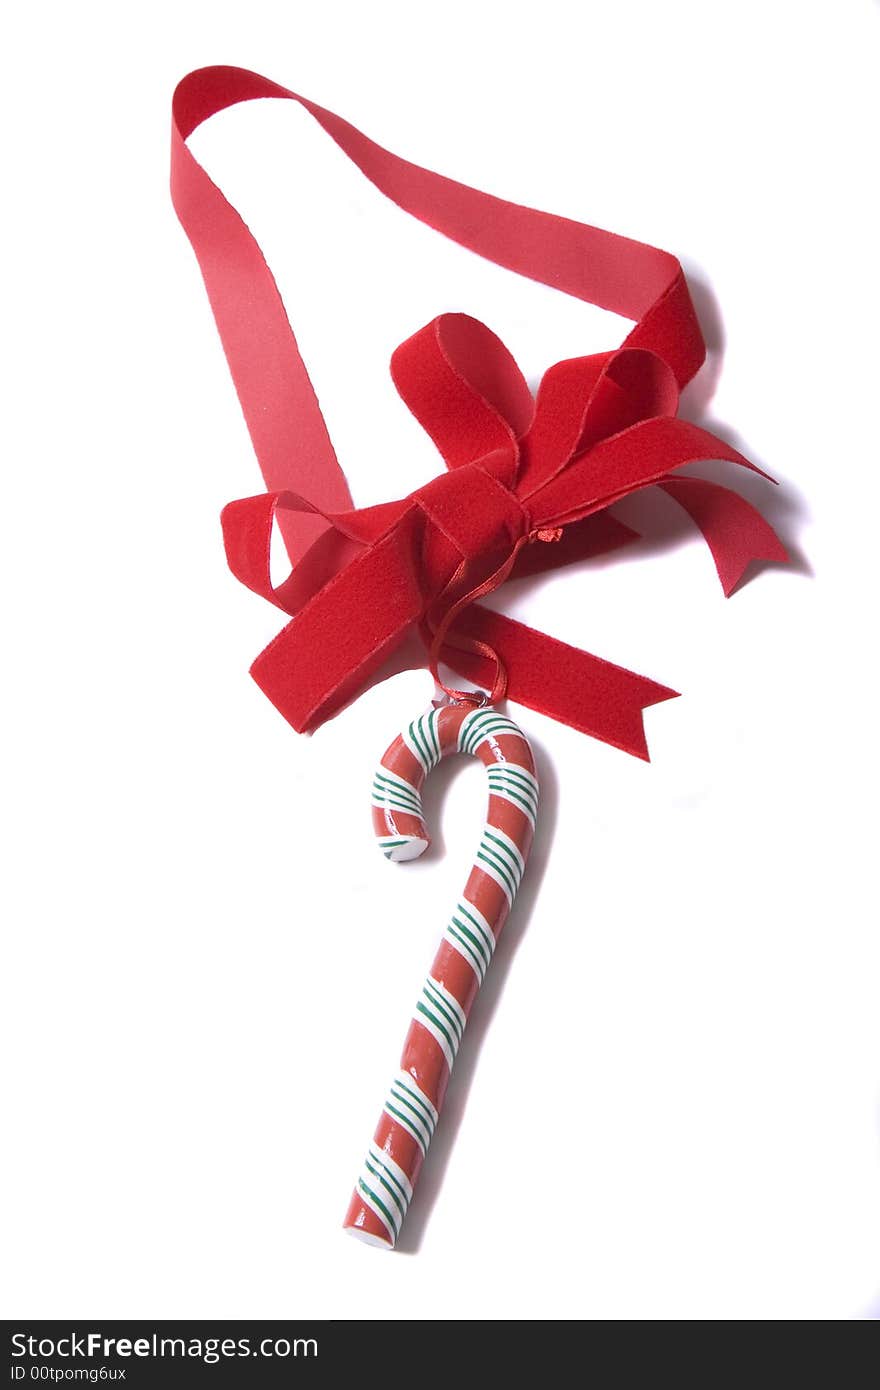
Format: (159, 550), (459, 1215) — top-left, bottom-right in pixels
(3, 1321), (565, 1385)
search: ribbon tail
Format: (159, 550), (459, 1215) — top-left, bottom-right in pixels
(659, 476), (788, 596)
(448, 607), (678, 760)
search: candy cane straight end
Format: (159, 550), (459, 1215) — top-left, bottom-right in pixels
(343, 1206), (396, 1250)
(346, 704), (537, 1250)
(379, 837), (429, 863)
(343, 1136), (411, 1249)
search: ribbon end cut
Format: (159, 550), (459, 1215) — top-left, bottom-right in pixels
(626, 681), (680, 762)
(721, 539), (790, 598)
(449, 607), (680, 762)
(658, 477), (790, 600)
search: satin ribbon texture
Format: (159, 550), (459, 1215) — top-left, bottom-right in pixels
(171, 66), (788, 759)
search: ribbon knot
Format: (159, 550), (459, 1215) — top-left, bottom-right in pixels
(413, 460), (533, 704)
(219, 311), (787, 756)
(413, 461), (531, 578)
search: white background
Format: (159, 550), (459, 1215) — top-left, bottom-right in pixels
(2, 0), (878, 1321)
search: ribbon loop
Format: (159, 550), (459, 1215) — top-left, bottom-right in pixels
(391, 314), (532, 472)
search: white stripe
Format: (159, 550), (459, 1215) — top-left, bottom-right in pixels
(458, 709), (524, 754)
(487, 779), (537, 829)
(384, 1072), (436, 1152)
(361, 1150), (410, 1234)
(445, 925), (487, 981)
(402, 711), (442, 772)
(484, 823), (526, 878)
(423, 987), (463, 1051)
(444, 899), (497, 982)
(455, 899), (496, 961)
(488, 761), (539, 797)
(475, 829), (523, 905)
(384, 1099), (428, 1154)
(413, 1011), (455, 1069)
(356, 1175), (398, 1244)
(372, 782), (422, 809)
(369, 1142), (413, 1205)
(373, 767), (423, 806)
(414, 985), (459, 1069)
(359, 1155), (407, 1228)
(372, 793), (423, 819)
(394, 1069), (438, 1129)
(425, 974), (467, 1038)
(474, 862), (511, 904)
(378, 834), (428, 862)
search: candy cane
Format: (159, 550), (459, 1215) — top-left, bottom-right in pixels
(343, 702), (538, 1248)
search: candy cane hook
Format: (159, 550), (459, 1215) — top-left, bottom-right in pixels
(343, 702), (538, 1248)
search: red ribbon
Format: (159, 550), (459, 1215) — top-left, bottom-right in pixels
(171, 66), (787, 759)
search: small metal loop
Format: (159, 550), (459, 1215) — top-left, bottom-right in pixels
(451, 690), (490, 709)
(432, 682), (490, 710)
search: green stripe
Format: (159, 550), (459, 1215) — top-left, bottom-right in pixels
(381, 836), (416, 859)
(408, 719), (430, 767)
(482, 830), (521, 879)
(369, 1149), (409, 1207)
(374, 781), (417, 801)
(373, 779), (420, 802)
(423, 983), (463, 1042)
(485, 828), (524, 876)
(477, 847), (517, 898)
(451, 912), (491, 967)
(488, 779), (536, 812)
(447, 925), (485, 978)
(463, 711), (495, 753)
(375, 783), (419, 806)
(416, 718), (433, 765)
(421, 713), (438, 764)
(486, 845), (521, 891)
(364, 1156), (407, 1220)
(457, 900), (494, 943)
(389, 1086), (433, 1136)
(427, 712), (441, 763)
(487, 793), (536, 820)
(450, 914), (490, 969)
(375, 793), (423, 816)
(375, 770), (419, 793)
(464, 714), (490, 754)
(463, 714), (518, 754)
(384, 1101), (428, 1153)
(394, 1078), (435, 1132)
(453, 907), (492, 960)
(488, 782), (536, 818)
(364, 1158), (406, 1219)
(416, 1001), (457, 1056)
(358, 1177), (399, 1240)
(374, 774), (421, 808)
(422, 984), (464, 1039)
(469, 724), (508, 754)
(459, 713), (480, 754)
(488, 766), (537, 796)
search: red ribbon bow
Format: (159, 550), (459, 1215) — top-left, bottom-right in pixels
(171, 67), (787, 758)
